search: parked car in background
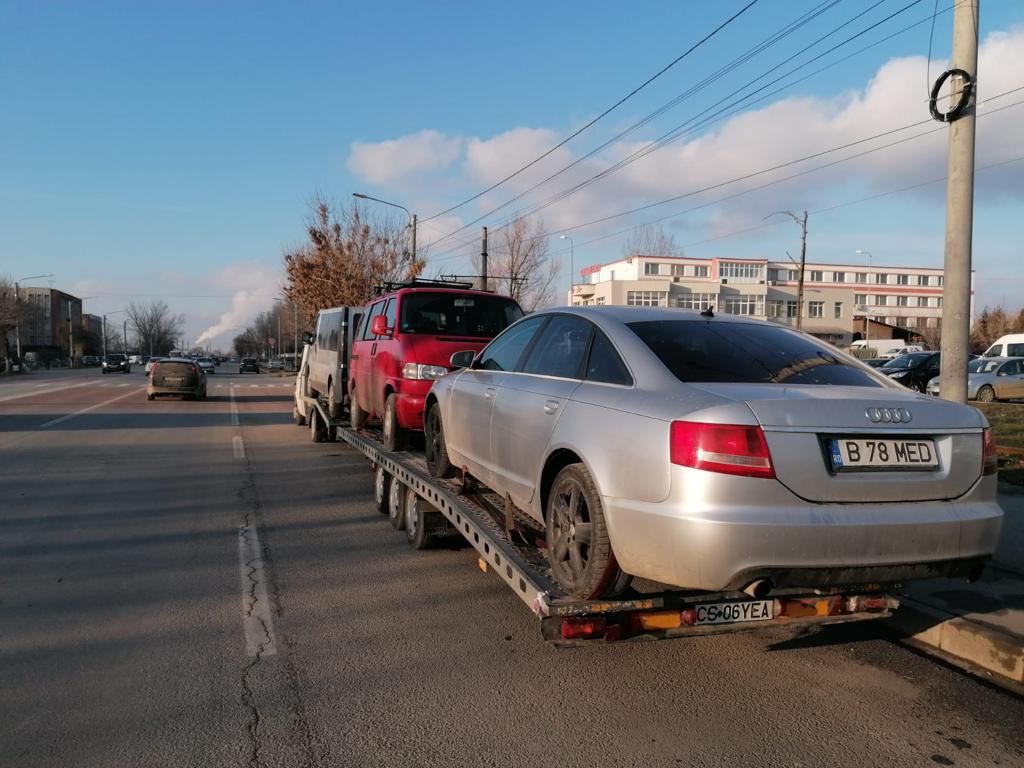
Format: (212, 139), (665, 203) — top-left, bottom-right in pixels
(879, 351), (940, 392)
(147, 359), (207, 401)
(81, 355), (100, 367)
(424, 307), (1000, 600)
(267, 356), (284, 371)
(862, 358), (887, 368)
(982, 334), (1024, 358)
(196, 357), (216, 374)
(102, 354), (131, 374)
(239, 358), (260, 374)
(927, 356), (1024, 401)
(349, 282), (524, 451)
(304, 306), (362, 420)
(849, 339), (915, 359)
(879, 345), (925, 360)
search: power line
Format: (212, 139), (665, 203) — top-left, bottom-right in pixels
(419, 0), (761, 223)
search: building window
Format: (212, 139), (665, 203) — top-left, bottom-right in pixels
(671, 264), (685, 276)
(808, 301), (824, 318)
(855, 272), (867, 284)
(596, 297), (605, 305)
(854, 293), (867, 306)
(926, 317), (938, 328)
(937, 276), (944, 287)
(644, 262), (665, 276)
(767, 299), (785, 318)
(936, 297), (943, 308)
(834, 302), (843, 319)
(897, 295), (909, 306)
(723, 295), (765, 316)
(786, 300), (798, 318)
(875, 273), (890, 285)
(675, 292), (717, 310)
(906, 296), (919, 307)
(682, 265), (710, 278)
(767, 269), (781, 282)
(897, 274), (910, 285)
(787, 269), (800, 281)
(905, 316), (918, 327)
(834, 271), (846, 283)
(720, 262), (763, 281)
(810, 271), (823, 282)
(627, 290), (668, 307)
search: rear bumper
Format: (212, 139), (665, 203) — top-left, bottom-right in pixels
(603, 473), (1003, 592)
(148, 385), (203, 396)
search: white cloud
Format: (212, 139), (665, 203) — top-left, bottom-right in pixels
(348, 130), (463, 184)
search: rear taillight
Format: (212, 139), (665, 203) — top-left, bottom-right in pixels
(982, 428), (998, 476)
(150, 363), (159, 376)
(670, 421), (775, 479)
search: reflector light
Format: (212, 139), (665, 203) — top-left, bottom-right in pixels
(637, 611), (682, 631)
(982, 428), (998, 476)
(680, 608), (697, 626)
(560, 618), (606, 640)
(670, 422), (775, 479)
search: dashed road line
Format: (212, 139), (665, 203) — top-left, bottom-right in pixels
(230, 387), (240, 426)
(233, 435), (246, 460)
(39, 387), (142, 428)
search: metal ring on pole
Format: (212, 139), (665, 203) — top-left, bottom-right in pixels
(929, 68), (974, 123)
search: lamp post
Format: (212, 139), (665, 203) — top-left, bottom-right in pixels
(855, 250), (874, 345)
(14, 273), (53, 367)
(352, 192), (417, 259)
(560, 235), (575, 305)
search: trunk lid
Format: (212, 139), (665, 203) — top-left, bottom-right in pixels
(152, 361), (199, 387)
(689, 383), (985, 503)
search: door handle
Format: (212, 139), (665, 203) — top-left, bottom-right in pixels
(483, 388), (495, 400)
(543, 400), (560, 414)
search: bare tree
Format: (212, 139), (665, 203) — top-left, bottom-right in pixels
(621, 223), (683, 258)
(126, 301), (185, 357)
(284, 196), (426, 324)
(472, 216), (559, 311)
(0, 276), (18, 366)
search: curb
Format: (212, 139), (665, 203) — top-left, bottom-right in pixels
(885, 596), (1024, 687)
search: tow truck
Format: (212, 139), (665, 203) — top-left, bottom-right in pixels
(293, 346), (899, 645)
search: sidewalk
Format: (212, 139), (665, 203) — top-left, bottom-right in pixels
(887, 485), (1024, 685)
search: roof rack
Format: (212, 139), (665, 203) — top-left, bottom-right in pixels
(373, 277), (475, 296)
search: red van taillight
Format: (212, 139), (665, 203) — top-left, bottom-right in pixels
(150, 363), (159, 376)
(982, 428), (998, 476)
(670, 421), (775, 479)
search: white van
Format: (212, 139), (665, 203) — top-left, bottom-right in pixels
(982, 334), (1024, 358)
(302, 306), (363, 419)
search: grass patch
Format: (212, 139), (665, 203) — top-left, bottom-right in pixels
(975, 403), (1024, 451)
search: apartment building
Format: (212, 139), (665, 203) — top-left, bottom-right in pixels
(571, 255), (970, 346)
(20, 287), (84, 358)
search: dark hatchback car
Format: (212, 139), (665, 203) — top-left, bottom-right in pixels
(880, 351), (940, 392)
(147, 359), (207, 401)
(102, 353), (131, 373)
(239, 358), (260, 373)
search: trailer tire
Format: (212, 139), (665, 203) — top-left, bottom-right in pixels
(328, 381), (341, 420)
(545, 463), (630, 600)
(310, 410), (327, 443)
(405, 487), (438, 550)
(388, 477), (406, 530)
(374, 465), (391, 514)
(350, 391), (368, 430)
(382, 393), (407, 452)
(293, 405), (306, 426)
(424, 402), (454, 478)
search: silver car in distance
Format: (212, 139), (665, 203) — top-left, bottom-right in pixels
(423, 307), (1002, 600)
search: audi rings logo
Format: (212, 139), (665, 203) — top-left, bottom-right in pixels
(866, 407), (912, 424)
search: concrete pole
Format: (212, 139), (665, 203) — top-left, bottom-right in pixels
(102, 315), (107, 359)
(14, 281), (21, 364)
(411, 214), (417, 260)
(795, 211), (807, 331)
(481, 227), (489, 291)
(938, 0), (979, 404)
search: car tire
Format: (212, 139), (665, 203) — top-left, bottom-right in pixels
(424, 402), (454, 478)
(911, 381), (926, 393)
(310, 410), (327, 443)
(545, 463), (631, 600)
(388, 477), (406, 530)
(293, 405), (306, 426)
(374, 465), (391, 514)
(350, 391), (368, 430)
(382, 393), (407, 452)
(405, 486), (440, 550)
(328, 381), (340, 420)
(977, 385), (996, 403)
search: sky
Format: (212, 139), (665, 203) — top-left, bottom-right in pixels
(2, 0), (1023, 349)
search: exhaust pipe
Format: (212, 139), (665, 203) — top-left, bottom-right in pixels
(743, 579), (773, 599)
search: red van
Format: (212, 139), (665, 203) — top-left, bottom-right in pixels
(349, 283), (524, 450)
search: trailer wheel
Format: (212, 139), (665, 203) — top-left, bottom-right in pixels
(293, 405), (306, 426)
(328, 381), (341, 420)
(424, 402), (454, 478)
(310, 409), (327, 443)
(382, 393), (407, 452)
(350, 391), (368, 430)
(405, 487), (438, 550)
(545, 463), (630, 600)
(374, 465), (391, 515)
(388, 477), (406, 530)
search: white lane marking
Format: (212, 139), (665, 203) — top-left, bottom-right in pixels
(39, 387), (142, 428)
(230, 386), (239, 426)
(233, 436), (246, 460)
(249, 384), (258, 388)
(0, 381), (93, 403)
(239, 521), (277, 657)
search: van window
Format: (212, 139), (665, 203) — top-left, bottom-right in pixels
(326, 313), (339, 351)
(383, 298), (397, 334)
(985, 345), (1003, 357)
(362, 302), (385, 341)
(1009, 344), (1024, 357)
(315, 315), (325, 348)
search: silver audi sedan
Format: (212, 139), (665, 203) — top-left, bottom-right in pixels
(423, 307), (1002, 600)
(927, 356), (1024, 401)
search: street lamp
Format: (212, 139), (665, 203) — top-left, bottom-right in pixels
(560, 235), (575, 305)
(352, 192), (417, 259)
(855, 250), (874, 344)
(14, 273), (54, 367)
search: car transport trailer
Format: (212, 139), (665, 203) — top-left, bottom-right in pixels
(295, 384), (899, 646)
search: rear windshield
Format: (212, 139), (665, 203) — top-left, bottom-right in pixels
(882, 352), (931, 369)
(159, 362), (196, 374)
(399, 292), (523, 338)
(628, 320), (883, 386)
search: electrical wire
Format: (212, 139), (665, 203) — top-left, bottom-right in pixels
(419, 0), (761, 223)
(926, 0), (942, 96)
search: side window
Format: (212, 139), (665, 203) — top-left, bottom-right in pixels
(383, 298), (397, 334)
(315, 316), (325, 348)
(585, 330), (633, 386)
(361, 302), (384, 341)
(522, 315), (593, 379)
(927, 355), (940, 370)
(1008, 344), (1024, 357)
(1001, 360), (1021, 376)
(327, 315), (339, 352)
(989, 345), (1004, 357)
(478, 316), (547, 372)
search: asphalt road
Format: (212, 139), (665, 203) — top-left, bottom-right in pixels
(1, 367), (1022, 768)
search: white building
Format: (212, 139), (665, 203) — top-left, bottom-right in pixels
(570, 255), (971, 346)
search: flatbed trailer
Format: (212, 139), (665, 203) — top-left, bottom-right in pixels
(294, 390), (900, 646)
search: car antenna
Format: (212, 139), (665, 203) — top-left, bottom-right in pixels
(700, 306), (714, 318)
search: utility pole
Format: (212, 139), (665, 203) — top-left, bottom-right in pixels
(411, 214), (417, 260)
(938, 0), (979, 404)
(481, 227), (489, 291)
(123, 320), (128, 354)
(767, 211), (807, 329)
(67, 299), (73, 366)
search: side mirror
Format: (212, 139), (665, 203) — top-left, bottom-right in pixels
(450, 350), (476, 369)
(371, 315), (392, 337)
(302, 331), (314, 345)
